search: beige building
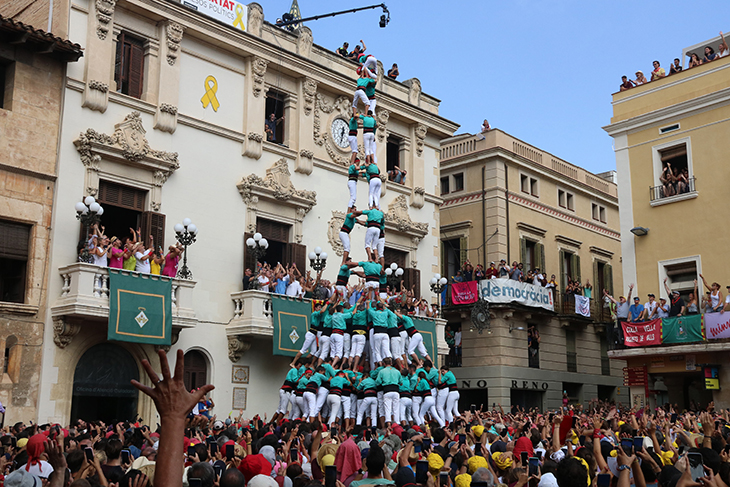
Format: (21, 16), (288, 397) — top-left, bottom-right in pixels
(438, 129), (626, 410)
(0, 15), (83, 425)
(603, 34), (730, 409)
(32, 1), (458, 424)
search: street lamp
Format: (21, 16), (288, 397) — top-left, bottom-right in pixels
(246, 233), (269, 264)
(75, 196), (104, 263)
(385, 262), (403, 289)
(308, 246), (328, 273)
(174, 218), (198, 280)
(429, 273), (448, 294)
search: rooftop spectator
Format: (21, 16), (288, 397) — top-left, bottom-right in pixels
(669, 58), (683, 75)
(688, 52), (702, 68)
(387, 63), (399, 80)
(619, 75), (635, 91)
(719, 32), (729, 57)
(634, 70), (648, 85)
(347, 40), (366, 61)
(336, 42), (349, 57)
(703, 45), (717, 63)
(481, 119), (491, 132)
(650, 60), (666, 81)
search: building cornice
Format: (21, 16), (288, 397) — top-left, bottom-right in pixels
(603, 86), (730, 136)
(516, 222), (547, 237)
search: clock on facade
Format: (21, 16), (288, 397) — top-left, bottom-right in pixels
(330, 118), (350, 149)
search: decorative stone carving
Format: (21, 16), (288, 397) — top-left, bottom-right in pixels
(385, 195), (429, 236)
(153, 328), (181, 353)
(165, 21), (184, 66)
(327, 210), (346, 256)
(376, 109), (390, 143)
(95, 0), (116, 40)
(297, 27), (313, 57)
(313, 94), (355, 166)
(404, 78), (422, 105)
(237, 158), (317, 212)
(376, 60), (384, 87)
(251, 57), (268, 98)
(247, 3), (264, 37)
(53, 317), (81, 348)
(243, 132), (264, 160)
(228, 335), (251, 362)
(83, 80), (110, 113)
(151, 201), (161, 212)
(415, 123), (427, 157)
(296, 149), (314, 175)
(154, 103), (178, 134)
(302, 78), (317, 116)
(411, 186), (425, 209)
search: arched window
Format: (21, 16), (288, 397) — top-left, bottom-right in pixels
(183, 350), (208, 392)
(4, 335), (18, 381)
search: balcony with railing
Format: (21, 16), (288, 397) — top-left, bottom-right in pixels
(51, 263), (197, 347)
(649, 177), (697, 205)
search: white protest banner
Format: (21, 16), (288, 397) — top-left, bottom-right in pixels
(704, 312), (730, 340)
(575, 295), (590, 317)
(478, 279), (554, 311)
(182, 0), (247, 32)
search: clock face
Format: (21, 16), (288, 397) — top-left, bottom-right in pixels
(331, 118), (350, 149)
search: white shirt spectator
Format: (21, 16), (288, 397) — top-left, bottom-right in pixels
(20, 461), (54, 479)
(286, 279), (303, 298)
(135, 249), (152, 273)
(257, 275), (270, 292)
(533, 273), (543, 286)
(93, 248), (108, 267)
(454, 331), (462, 347)
(644, 300), (658, 318)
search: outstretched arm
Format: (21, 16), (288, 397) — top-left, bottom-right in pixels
(700, 274), (712, 292)
(627, 283), (634, 301)
(360, 39), (367, 52)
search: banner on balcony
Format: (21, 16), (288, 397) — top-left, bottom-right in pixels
(621, 319), (661, 347)
(575, 295), (590, 317)
(411, 317), (437, 361)
(271, 295), (310, 357)
(451, 281), (478, 305)
(662, 315), (704, 344)
(704, 312), (730, 340)
(479, 279), (554, 311)
(108, 271), (172, 346)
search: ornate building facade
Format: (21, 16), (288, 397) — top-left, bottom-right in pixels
(36, 1), (458, 422)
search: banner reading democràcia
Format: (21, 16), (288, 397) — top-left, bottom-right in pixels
(704, 312), (730, 340)
(478, 279), (554, 311)
(621, 319), (662, 347)
(271, 295), (310, 357)
(451, 281), (478, 305)
(182, 0), (247, 32)
(108, 271), (172, 346)
(662, 315), (704, 344)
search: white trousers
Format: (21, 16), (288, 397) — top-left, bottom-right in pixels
(335, 285), (349, 300)
(365, 227), (380, 250)
(446, 391), (460, 423)
(399, 331), (408, 356)
(292, 394), (305, 419)
(343, 333), (351, 359)
(383, 391), (400, 423)
(357, 396), (378, 427)
(303, 391), (317, 418)
(377, 238), (385, 260)
(423, 395), (445, 427)
(371, 332), (389, 363)
(350, 394), (358, 418)
(369, 98), (377, 113)
(436, 388), (449, 423)
(348, 135), (359, 153)
(368, 175), (381, 208)
(350, 333), (366, 358)
(278, 389), (291, 414)
(363, 57), (378, 77)
(353, 89), (369, 110)
(408, 333), (428, 358)
(347, 181), (357, 209)
(299, 331), (318, 355)
(317, 335), (330, 359)
(369, 329), (376, 370)
(315, 387), (329, 416)
(364, 133), (376, 156)
(400, 396), (413, 423)
(340, 395), (352, 420)
(390, 336), (402, 359)
(327, 394), (341, 425)
(330, 333), (344, 359)
(411, 396), (422, 424)
(377, 390), (384, 418)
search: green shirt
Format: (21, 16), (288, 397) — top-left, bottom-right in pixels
(311, 310), (323, 329)
(368, 307), (389, 328)
(342, 213), (356, 232)
(309, 372), (327, 388)
(362, 209), (384, 224)
(400, 375), (413, 392)
(332, 310), (354, 330)
(348, 164), (360, 177)
(386, 309), (397, 329)
(400, 314), (415, 330)
(376, 366), (401, 387)
(350, 479), (394, 487)
(352, 307), (368, 329)
(296, 375), (310, 390)
(330, 376), (349, 390)
(357, 377), (377, 391)
(323, 363), (336, 379)
(322, 311), (333, 330)
(415, 378), (431, 393)
(427, 368), (439, 387)
(364, 79), (376, 98)
(338, 264), (352, 280)
(364, 162), (380, 180)
(285, 368), (300, 383)
(358, 261), (382, 277)
(356, 77), (371, 89)
(361, 115), (376, 129)
(349, 117), (359, 131)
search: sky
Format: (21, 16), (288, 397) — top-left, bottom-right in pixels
(263, 0), (730, 175)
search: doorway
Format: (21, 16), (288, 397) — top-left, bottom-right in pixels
(184, 350), (208, 391)
(70, 343), (140, 424)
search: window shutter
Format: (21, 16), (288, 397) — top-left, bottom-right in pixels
(128, 43), (144, 99)
(243, 233), (257, 272)
(257, 219), (290, 243)
(140, 211), (165, 249)
(114, 33), (124, 90)
(559, 250), (565, 291)
(440, 241), (447, 277)
(0, 221), (31, 260)
(404, 267), (421, 299)
(537, 243), (545, 272)
(459, 237), (467, 266)
(604, 264), (613, 297)
(289, 243), (307, 275)
(573, 254), (581, 283)
(593, 259), (599, 295)
(520, 238), (526, 266)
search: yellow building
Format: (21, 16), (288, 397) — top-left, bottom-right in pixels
(439, 129), (625, 409)
(603, 34), (730, 409)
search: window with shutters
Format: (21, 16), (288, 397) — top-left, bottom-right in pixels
(0, 220), (31, 303)
(440, 177), (450, 195)
(265, 90), (287, 144)
(245, 219), (294, 269)
(442, 238), (462, 280)
(453, 173), (464, 192)
(520, 238), (545, 273)
(386, 135), (402, 174)
(520, 174), (538, 197)
(183, 350), (208, 392)
(115, 32), (145, 99)
(651, 138), (696, 203)
(559, 249), (580, 292)
(94, 180), (160, 247)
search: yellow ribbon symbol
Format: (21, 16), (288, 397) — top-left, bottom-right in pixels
(200, 75), (220, 112)
(233, 4), (246, 30)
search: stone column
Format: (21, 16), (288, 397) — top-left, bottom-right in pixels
(82, 0), (118, 112)
(242, 56), (268, 160)
(295, 77), (317, 175)
(410, 123), (427, 208)
(154, 21), (184, 133)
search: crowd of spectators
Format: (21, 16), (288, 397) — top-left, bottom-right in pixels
(81, 224), (184, 278)
(620, 31), (728, 91)
(659, 162), (691, 198)
(3, 350), (728, 487)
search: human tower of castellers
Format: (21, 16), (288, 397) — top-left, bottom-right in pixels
(272, 53), (459, 432)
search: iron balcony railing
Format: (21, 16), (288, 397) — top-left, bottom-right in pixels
(650, 176), (696, 202)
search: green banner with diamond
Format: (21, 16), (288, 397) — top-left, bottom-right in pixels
(411, 317), (437, 361)
(108, 270), (172, 345)
(272, 295), (310, 356)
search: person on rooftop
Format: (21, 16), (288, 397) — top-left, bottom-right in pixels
(634, 70), (648, 85)
(619, 75), (635, 91)
(336, 42), (349, 57)
(387, 63), (399, 80)
(650, 60), (665, 81)
(703, 45), (717, 63)
(688, 51), (702, 68)
(669, 58), (683, 75)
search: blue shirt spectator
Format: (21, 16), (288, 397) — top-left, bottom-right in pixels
(274, 276), (289, 294)
(629, 298), (644, 322)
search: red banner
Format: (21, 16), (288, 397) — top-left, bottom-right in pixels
(621, 319), (662, 347)
(451, 281), (478, 305)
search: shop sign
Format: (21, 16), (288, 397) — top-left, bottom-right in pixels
(458, 379), (549, 390)
(705, 366), (719, 390)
